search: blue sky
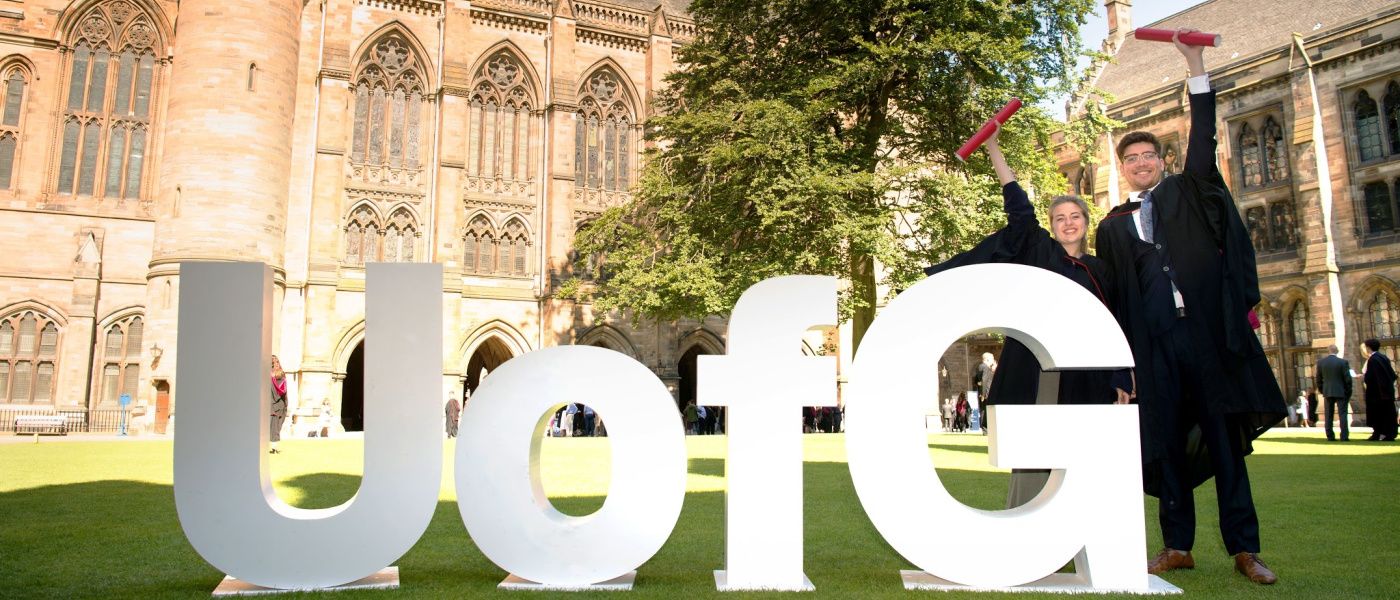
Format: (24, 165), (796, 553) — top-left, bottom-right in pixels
(1043, 0), (1211, 119)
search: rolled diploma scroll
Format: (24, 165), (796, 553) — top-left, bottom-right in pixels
(1133, 27), (1222, 47)
(955, 98), (1023, 162)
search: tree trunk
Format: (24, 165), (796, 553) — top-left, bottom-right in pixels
(850, 251), (878, 356)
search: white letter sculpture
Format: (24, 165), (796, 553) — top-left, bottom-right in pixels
(174, 262), (444, 590)
(846, 263), (1149, 592)
(699, 276), (838, 591)
(456, 346), (687, 589)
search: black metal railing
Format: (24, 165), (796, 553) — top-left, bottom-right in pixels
(2, 407), (128, 433)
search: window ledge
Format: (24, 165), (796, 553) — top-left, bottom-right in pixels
(1257, 248), (1299, 262)
(1362, 232), (1400, 248)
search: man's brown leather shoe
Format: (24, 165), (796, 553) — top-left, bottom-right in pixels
(1233, 552), (1278, 584)
(1147, 548), (1194, 574)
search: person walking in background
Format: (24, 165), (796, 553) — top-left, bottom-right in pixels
(684, 401), (700, 435)
(583, 404), (596, 437)
(976, 353), (997, 407)
(445, 392), (461, 439)
(1314, 345), (1353, 442)
(1361, 339), (1398, 441)
(953, 393), (969, 433)
(564, 403), (579, 437)
(269, 355), (289, 454)
(1295, 393), (1310, 428)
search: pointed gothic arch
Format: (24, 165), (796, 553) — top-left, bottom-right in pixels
(462, 213), (496, 274)
(457, 320), (532, 398)
(465, 42), (540, 183)
(331, 320), (366, 377)
(0, 302), (68, 404)
(577, 324), (640, 359)
(381, 206), (419, 263)
(576, 57), (642, 115)
(349, 23), (434, 169)
(574, 60), (640, 194)
(54, 0), (168, 200)
(349, 21), (436, 89)
(57, 0), (173, 48)
(343, 201), (383, 265)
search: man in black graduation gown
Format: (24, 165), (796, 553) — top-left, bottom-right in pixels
(1094, 30), (1287, 585)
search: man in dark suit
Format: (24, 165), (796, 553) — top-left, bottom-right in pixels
(1095, 30), (1286, 585)
(1360, 339), (1397, 441)
(1314, 346), (1353, 441)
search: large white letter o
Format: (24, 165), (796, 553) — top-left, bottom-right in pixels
(455, 346), (687, 586)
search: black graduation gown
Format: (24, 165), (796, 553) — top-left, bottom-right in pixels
(925, 181), (1118, 407)
(1095, 140), (1287, 497)
(1364, 352), (1398, 437)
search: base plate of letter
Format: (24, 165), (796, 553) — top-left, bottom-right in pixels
(900, 571), (1183, 595)
(714, 570), (816, 592)
(498, 571), (636, 591)
(212, 567), (399, 596)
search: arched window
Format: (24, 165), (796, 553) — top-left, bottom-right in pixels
(1357, 90), (1383, 162)
(382, 209), (417, 263)
(1269, 200), (1296, 250)
(1285, 300), (1313, 403)
(1262, 118), (1288, 183)
(1364, 181), (1395, 234)
(350, 35), (427, 171)
(344, 206), (379, 265)
(1245, 206), (1268, 251)
(56, 3), (161, 199)
(0, 66), (26, 189)
(501, 218), (529, 276)
(575, 69), (636, 193)
(1256, 308), (1279, 348)
(1370, 291), (1400, 340)
(98, 315), (142, 405)
(0, 309), (60, 404)
(1288, 300), (1311, 347)
(1239, 123), (1262, 188)
(1385, 81), (1400, 157)
(463, 216), (493, 274)
(468, 52), (535, 183)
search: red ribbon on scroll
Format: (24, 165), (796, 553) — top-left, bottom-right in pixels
(955, 98), (1022, 162)
(1133, 27), (1221, 47)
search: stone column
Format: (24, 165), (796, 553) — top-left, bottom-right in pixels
(145, 0), (305, 423)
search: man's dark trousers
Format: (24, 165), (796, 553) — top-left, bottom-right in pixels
(1324, 396), (1349, 441)
(1156, 317), (1261, 555)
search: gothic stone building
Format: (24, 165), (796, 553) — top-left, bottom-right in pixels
(0, 0), (750, 433)
(1055, 0), (1400, 420)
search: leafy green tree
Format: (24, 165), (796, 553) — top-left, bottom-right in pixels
(569, 0), (1097, 351)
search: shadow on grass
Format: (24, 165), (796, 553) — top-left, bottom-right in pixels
(1263, 435), (1381, 447)
(2, 452), (1398, 598)
(928, 442), (990, 455)
(689, 457), (724, 478)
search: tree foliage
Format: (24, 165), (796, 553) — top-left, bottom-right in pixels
(569, 0), (1097, 346)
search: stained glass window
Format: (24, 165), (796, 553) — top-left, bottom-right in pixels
(1357, 90), (1383, 162)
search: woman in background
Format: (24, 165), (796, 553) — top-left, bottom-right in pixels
(270, 355), (289, 454)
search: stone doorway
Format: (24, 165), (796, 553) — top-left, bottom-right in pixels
(342, 342), (365, 432)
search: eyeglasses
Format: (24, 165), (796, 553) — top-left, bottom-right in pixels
(1122, 151), (1160, 166)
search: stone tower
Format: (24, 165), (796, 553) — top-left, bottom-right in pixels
(143, 0), (306, 421)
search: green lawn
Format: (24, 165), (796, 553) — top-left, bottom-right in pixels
(1, 430), (1397, 598)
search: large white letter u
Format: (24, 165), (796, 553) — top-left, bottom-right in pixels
(173, 262), (443, 590)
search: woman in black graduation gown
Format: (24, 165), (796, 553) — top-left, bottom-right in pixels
(925, 126), (1122, 410)
(925, 126), (1123, 507)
